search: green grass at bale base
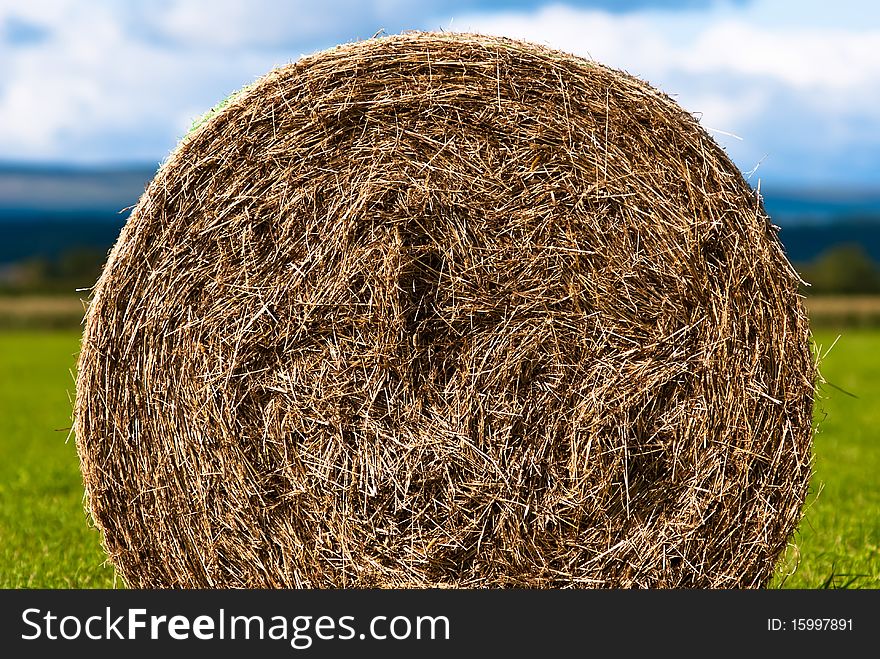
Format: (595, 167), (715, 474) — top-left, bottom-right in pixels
(771, 329), (880, 588)
(0, 330), (118, 587)
(0, 329), (877, 588)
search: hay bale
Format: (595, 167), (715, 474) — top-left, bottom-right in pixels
(74, 32), (815, 588)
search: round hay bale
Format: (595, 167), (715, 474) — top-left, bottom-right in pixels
(74, 32), (815, 588)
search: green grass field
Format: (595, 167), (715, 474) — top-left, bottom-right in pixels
(0, 331), (118, 587)
(771, 330), (880, 588)
(0, 328), (877, 588)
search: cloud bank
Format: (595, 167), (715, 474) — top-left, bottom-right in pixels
(0, 0), (877, 186)
(456, 2), (880, 186)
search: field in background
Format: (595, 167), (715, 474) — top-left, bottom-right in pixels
(6, 293), (880, 329)
(806, 296), (880, 327)
(0, 295), (86, 329)
(771, 329), (880, 588)
(0, 325), (877, 588)
(0, 331), (117, 587)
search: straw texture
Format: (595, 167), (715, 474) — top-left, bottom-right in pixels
(75, 32), (815, 588)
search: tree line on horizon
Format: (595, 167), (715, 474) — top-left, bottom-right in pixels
(0, 243), (878, 297)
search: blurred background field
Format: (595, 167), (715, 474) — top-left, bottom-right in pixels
(1, 0), (878, 588)
(771, 329), (880, 588)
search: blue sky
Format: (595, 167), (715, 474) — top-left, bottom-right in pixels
(0, 0), (878, 188)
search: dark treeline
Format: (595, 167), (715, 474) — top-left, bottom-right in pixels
(796, 244), (880, 295)
(1, 242), (879, 297)
(0, 246), (106, 295)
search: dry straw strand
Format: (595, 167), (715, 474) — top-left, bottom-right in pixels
(75, 32), (815, 588)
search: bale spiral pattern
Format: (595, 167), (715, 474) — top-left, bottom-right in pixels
(75, 33), (815, 588)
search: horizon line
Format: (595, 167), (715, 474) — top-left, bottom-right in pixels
(1, 160), (878, 196)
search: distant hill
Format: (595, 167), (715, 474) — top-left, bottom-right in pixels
(1, 164), (879, 266)
(0, 165), (148, 272)
(763, 187), (880, 226)
(779, 221), (880, 264)
(0, 216), (124, 265)
(0, 164), (154, 216)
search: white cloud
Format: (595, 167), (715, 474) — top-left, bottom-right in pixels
(0, 0), (290, 162)
(151, 0), (370, 48)
(455, 3), (880, 184)
(456, 4), (880, 106)
(0, 0), (877, 185)
(683, 89), (767, 136)
(685, 21), (880, 90)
